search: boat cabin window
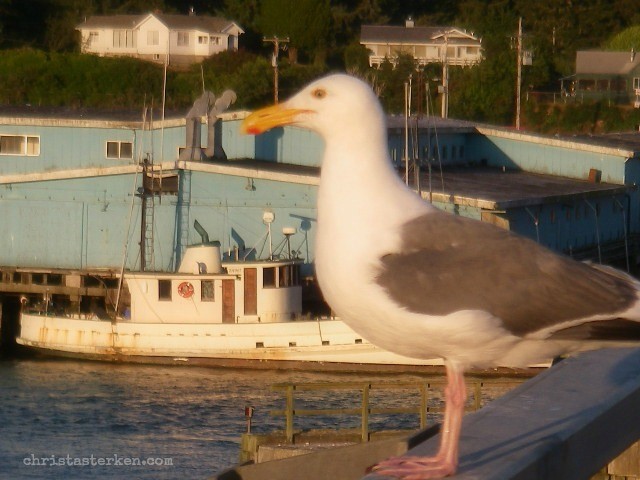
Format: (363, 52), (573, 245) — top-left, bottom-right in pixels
(201, 280), (215, 301)
(158, 279), (172, 301)
(262, 264), (301, 288)
(278, 264), (300, 287)
(263, 267), (276, 288)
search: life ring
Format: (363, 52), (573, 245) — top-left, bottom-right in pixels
(177, 281), (194, 298)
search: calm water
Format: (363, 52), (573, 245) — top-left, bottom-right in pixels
(0, 358), (444, 479)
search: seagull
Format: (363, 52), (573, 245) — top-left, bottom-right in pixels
(241, 73), (640, 479)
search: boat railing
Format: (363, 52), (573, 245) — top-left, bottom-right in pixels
(270, 379), (524, 443)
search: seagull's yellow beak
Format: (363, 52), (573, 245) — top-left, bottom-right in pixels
(241, 103), (310, 135)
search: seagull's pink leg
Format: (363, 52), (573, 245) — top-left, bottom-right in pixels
(372, 363), (467, 479)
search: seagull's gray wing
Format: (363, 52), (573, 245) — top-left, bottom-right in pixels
(375, 211), (640, 338)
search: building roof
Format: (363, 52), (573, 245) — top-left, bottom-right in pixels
(77, 12), (242, 34)
(151, 13), (240, 33)
(569, 131), (640, 151)
(78, 14), (141, 29)
(576, 50), (640, 75)
(361, 25), (479, 45)
(422, 166), (628, 210)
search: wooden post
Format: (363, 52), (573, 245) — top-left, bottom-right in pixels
(285, 385), (294, 443)
(361, 384), (370, 443)
(474, 382), (482, 410)
(516, 17), (522, 130)
(419, 383), (427, 429)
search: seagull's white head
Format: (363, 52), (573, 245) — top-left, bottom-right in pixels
(241, 74), (384, 141)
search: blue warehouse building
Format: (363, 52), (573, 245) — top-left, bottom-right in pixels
(1, 100), (640, 283)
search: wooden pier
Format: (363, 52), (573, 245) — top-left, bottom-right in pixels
(239, 378), (525, 464)
(0, 267), (123, 352)
(215, 348), (640, 480)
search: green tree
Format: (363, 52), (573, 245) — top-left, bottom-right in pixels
(604, 26), (640, 51)
(258, 0), (331, 64)
(452, 0), (518, 124)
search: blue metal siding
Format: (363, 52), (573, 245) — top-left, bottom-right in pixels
(218, 119), (324, 165)
(387, 131), (470, 167)
(507, 195), (633, 255)
(472, 134), (628, 184)
(0, 174), (140, 269)
(2, 114), (639, 273)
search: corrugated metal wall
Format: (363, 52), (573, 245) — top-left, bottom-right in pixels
(1, 113), (639, 272)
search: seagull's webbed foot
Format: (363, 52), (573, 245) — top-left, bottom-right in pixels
(371, 454), (455, 479)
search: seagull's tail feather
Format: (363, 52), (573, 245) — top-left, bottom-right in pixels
(548, 318), (640, 341)
(546, 262), (640, 342)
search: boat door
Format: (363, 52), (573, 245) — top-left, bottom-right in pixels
(222, 279), (235, 323)
(244, 268), (257, 315)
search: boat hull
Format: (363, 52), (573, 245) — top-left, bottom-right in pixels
(16, 313), (444, 370)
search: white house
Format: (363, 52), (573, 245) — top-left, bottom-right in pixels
(77, 12), (244, 66)
(360, 19), (482, 68)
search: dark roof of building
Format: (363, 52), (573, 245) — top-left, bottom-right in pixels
(422, 166), (629, 210)
(0, 105), (184, 122)
(152, 13), (239, 33)
(386, 114), (477, 132)
(77, 12), (240, 34)
(568, 131), (640, 151)
(78, 14), (141, 29)
(576, 50), (640, 75)
(360, 25), (479, 45)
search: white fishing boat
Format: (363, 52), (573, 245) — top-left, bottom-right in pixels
(16, 241), (441, 371)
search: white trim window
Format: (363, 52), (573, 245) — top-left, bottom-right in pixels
(634, 77), (640, 90)
(113, 29), (136, 48)
(0, 134), (40, 156)
(177, 31), (190, 46)
(106, 141), (133, 159)
(147, 30), (159, 46)
(198, 35), (208, 44)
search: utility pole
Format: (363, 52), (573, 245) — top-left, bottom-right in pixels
(441, 33), (449, 118)
(516, 17), (523, 130)
(263, 36), (289, 103)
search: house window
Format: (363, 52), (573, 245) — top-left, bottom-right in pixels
(201, 280), (215, 301)
(113, 29), (135, 48)
(0, 135), (40, 156)
(209, 36), (220, 45)
(177, 31), (189, 46)
(198, 35), (208, 44)
(147, 30), (159, 46)
(88, 32), (99, 45)
(611, 78), (626, 92)
(634, 78), (640, 91)
(158, 280), (172, 300)
(106, 141), (133, 159)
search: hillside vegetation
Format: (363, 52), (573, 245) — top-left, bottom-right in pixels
(2, 0), (640, 134)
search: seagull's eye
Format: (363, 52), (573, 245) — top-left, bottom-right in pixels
(312, 88), (326, 99)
